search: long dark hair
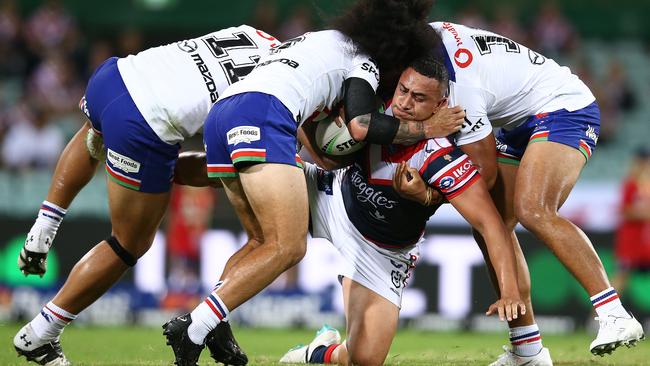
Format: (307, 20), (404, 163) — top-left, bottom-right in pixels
(331, 0), (441, 98)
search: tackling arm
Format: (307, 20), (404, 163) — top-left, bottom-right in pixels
(343, 78), (465, 145)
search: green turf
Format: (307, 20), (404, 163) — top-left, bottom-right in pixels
(1, 323), (647, 365)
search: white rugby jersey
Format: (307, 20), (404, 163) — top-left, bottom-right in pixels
(431, 22), (595, 146)
(117, 25), (278, 144)
(220, 30), (380, 126)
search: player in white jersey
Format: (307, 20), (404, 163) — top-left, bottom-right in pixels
(399, 22), (644, 364)
(162, 1), (467, 365)
(13, 25), (276, 366)
(278, 56), (526, 366)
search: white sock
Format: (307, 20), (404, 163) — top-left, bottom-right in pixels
(509, 324), (543, 357)
(591, 287), (629, 318)
(187, 291), (228, 345)
(29, 302), (77, 341)
(26, 201), (67, 252)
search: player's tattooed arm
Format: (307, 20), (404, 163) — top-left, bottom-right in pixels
(394, 120), (425, 145)
(350, 105), (466, 146)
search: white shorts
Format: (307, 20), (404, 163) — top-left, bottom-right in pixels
(304, 163), (419, 308)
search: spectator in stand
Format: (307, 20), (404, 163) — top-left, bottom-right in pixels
(456, 4), (488, 31)
(251, 0), (279, 40)
(117, 28), (143, 57)
(531, 1), (577, 58)
(278, 4), (314, 40)
(598, 60), (637, 144)
(491, 5), (526, 44)
(29, 51), (85, 115)
(1, 100), (64, 170)
(23, 0), (77, 55)
(0, 0), (26, 78)
(612, 147), (650, 293)
(85, 40), (114, 77)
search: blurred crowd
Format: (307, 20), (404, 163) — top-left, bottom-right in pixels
(0, 0), (642, 171)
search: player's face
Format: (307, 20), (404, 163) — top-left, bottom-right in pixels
(391, 67), (447, 121)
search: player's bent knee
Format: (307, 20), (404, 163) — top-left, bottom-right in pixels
(105, 236), (137, 267)
(349, 350), (385, 366)
(514, 202), (556, 231)
(284, 240), (307, 266)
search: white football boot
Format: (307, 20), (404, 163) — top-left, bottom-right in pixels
(280, 325), (341, 363)
(14, 324), (70, 366)
(490, 346), (553, 366)
(590, 312), (645, 356)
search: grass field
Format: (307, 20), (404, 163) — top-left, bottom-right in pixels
(1, 323), (648, 365)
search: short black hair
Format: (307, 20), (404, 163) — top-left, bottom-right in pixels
(409, 55), (448, 85)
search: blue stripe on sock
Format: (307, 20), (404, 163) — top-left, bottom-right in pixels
(208, 294), (226, 317)
(41, 212), (62, 222)
(591, 289), (617, 304)
(510, 330), (540, 341)
(309, 345), (327, 363)
(42, 204), (65, 217)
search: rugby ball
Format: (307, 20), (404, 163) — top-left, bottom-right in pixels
(314, 116), (366, 156)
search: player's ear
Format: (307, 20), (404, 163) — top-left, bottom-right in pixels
(432, 97), (448, 114)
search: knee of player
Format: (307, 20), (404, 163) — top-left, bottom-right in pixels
(271, 238), (307, 266)
(247, 236), (264, 249)
(111, 233), (153, 258)
(348, 349), (385, 366)
(514, 201), (557, 230)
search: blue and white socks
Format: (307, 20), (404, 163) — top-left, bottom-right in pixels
(509, 324), (543, 357)
(29, 302), (77, 341)
(187, 290), (230, 345)
(591, 287), (629, 318)
(25, 201), (67, 253)
(309, 344), (340, 363)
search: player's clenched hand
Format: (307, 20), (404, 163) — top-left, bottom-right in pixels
(422, 101), (465, 138)
(392, 162), (428, 204)
(486, 297), (526, 322)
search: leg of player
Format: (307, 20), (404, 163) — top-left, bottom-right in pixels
(279, 277), (398, 366)
(515, 141), (644, 355)
(169, 151), (255, 366)
(19, 121), (100, 277)
(165, 163), (308, 364)
(219, 163), (308, 306)
(475, 163), (553, 366)
(205, 177), (263, 366)
(337, 277), (399, 366)
(13, 177), (170, 365)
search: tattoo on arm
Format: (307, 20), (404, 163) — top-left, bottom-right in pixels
(393, 120), (425, 145)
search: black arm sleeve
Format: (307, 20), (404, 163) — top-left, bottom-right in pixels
(343, 77), (400, 145)
(343, 77), (377, 121)
(366, 112), (400, 145)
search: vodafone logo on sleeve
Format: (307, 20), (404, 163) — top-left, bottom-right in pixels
(442, 22), (474, 68)
(453, 48), (473, 68)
